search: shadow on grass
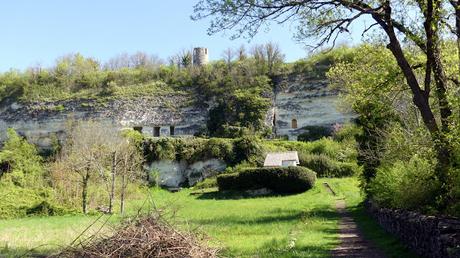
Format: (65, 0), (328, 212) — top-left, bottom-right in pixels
(223, 239), (337, 258)
(0, 246), (57, 258)
(189, 206), (339, 227)
(194, 190), (302, 200)
(348, 203), (420, 258)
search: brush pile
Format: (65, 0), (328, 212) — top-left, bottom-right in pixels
(54, 215), (218, 258)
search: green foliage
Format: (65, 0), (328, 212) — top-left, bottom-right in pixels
(144, 137), (176, 161)
(217, 166), (316, 194)
(0, 183), (70, 219)
(332, 124), (361, 142)
(292, 46), (357, 78)
(143, 136), (264, 166)
(205, 138), (234, 164)
(232, 135), (263, 165)
(193, 177), (217, 189)
(297, 125), (332, 142)
(121, 128), (145, 146)
(207, 87), (271, 137)
(0, 129), (44, 187)
(369, 155), (440, 213)
(328, 44), (403, 191)
(299, 153), (358, 178)
(262, 137), (358, 164)
(26, 201), (68, 217)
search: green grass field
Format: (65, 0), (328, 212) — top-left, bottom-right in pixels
(0, 178), (416, 257)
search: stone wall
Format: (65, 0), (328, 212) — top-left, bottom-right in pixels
(366, 201), (460, 258)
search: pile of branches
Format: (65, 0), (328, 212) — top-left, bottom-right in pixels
(54, 214), (218, 258)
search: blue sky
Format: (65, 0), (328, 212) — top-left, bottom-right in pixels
(0, 0), (366, 71)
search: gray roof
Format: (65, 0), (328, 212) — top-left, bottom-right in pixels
(263, 151), (299, 167)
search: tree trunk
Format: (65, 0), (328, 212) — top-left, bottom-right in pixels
(120, 173), (126, 215)
(451, 0), (460, 78)
(375, 3), (453, 209)
(82, 169), (90, 214)
(456, 2), (460, 81)
(109, 151), (116, 214)
(422, 0), (454, 209)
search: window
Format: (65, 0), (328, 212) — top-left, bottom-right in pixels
(292, 119), (298, 129)
(153, 127), (160, 137)
(133, 126), (143, 133)
(170, 126), (175, 136)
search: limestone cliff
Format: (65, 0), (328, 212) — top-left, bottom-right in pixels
(273, 74), (355, 139)
(0, 93), (208, 149)
(0, 73), (355, 147)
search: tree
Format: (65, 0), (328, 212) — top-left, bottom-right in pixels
(57, 122), (144, 214)
(0, 129), (44, 188)
(207, 89), (272, 137)
(117, 139), (143, 215)
(58, 121), (105, 214)
(251, 42), (285, 75)
(193, 0), (460, 209)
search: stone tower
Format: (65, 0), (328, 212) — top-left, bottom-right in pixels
(192, 47), (209, 66)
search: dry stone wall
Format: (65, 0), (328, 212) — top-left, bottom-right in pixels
(366, 201), (460, 258)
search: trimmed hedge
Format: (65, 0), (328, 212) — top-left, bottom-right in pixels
(299, 153), (357, 177)
(217, 167), (316, 194)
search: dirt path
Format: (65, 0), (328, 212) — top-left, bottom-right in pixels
(328, 188), (387, 258)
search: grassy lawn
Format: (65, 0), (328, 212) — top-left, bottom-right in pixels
(0, 177), (418, 257)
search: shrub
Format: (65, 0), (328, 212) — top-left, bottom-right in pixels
(332, 124), (360, 142)
(0, 128), (44, 187)
(297, 125), (331, 142)
(26, 201), (67, 216)
(194, 177), (217, 189)
(143, 138), (176, 162)
(217, 167), (316, 194)
(233, 135), (263, 165)
(299, 153), (357, 177)
(205, 138), (234, 163)
(368, 155), (440, 212)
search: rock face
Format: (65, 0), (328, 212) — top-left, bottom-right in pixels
(0, 94), (208, 149)
(0, 74), (355, 148)
(146, 159), (226, 188)
(0, 75), (355, 187)
(274, 74), (355, 140)
(366, 201), (460, 258)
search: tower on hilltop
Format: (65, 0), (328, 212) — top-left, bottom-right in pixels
(192, 47), (209, 66)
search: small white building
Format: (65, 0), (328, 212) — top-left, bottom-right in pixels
(263, 151), (300, 167)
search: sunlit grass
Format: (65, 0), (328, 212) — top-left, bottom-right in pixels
(0, 177), (417, 257)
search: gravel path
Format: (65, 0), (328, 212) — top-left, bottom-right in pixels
(331, 200), (387, 258)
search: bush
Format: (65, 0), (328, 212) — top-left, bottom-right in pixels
(194, 177), (218, 189)
(217, 166), (316, 194)
(368, 155), (440, 212)
(143, 137), (236, 164)
(332, 124), (360, 142)
(26, 201), (67, 216)
(233, 135), (264, 165)
(205, 138), (234, 163)
(0, 128), (44, 187)
(297, 125), (332, 142)
(143, 138), (176, 162)
(299, 153), (357, 177)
